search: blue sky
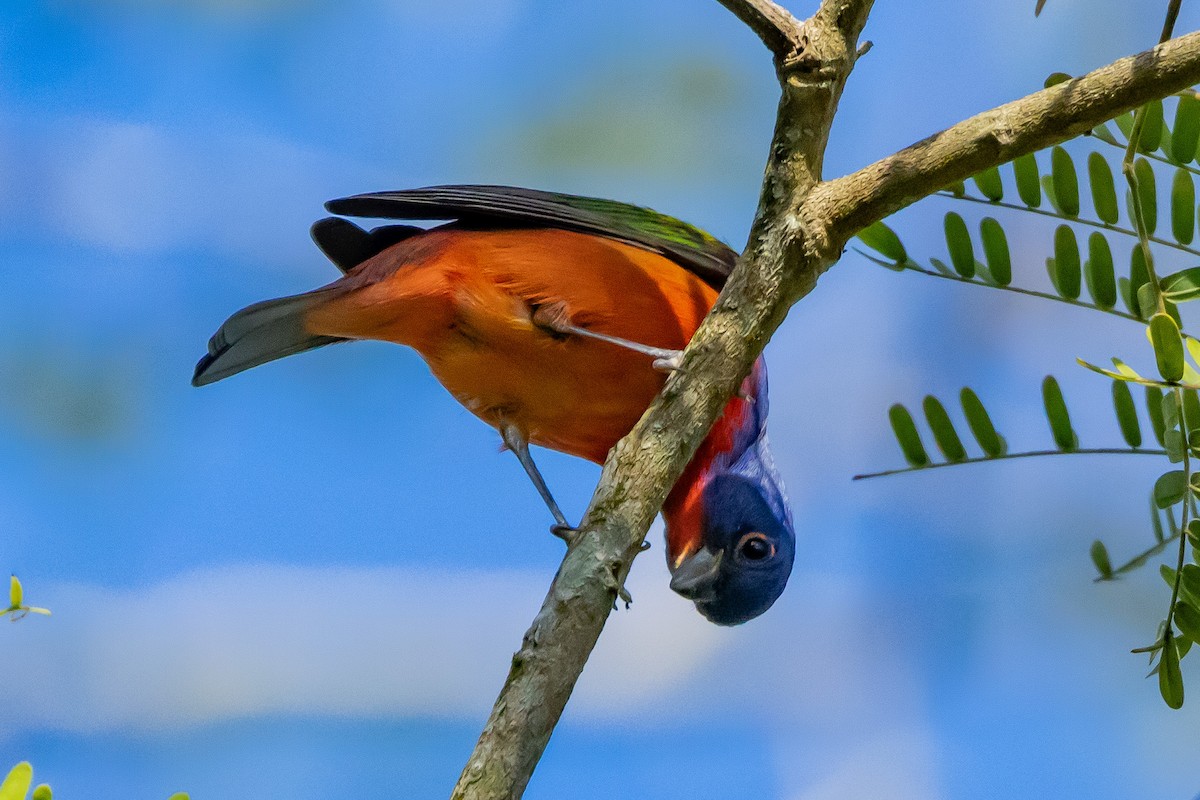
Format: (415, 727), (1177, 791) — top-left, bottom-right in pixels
(4, 0), (1200, 798)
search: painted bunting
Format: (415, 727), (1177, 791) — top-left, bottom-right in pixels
(193, 186), (793, 624)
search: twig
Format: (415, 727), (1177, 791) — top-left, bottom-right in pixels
(714, 0), (804, 59)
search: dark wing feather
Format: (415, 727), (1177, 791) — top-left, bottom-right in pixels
(324, 185), (738, 288)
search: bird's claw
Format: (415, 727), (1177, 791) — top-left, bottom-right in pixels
(616, 585), (633, 609)
(652, 351), (684, 373)
(551, 523), (581, 545)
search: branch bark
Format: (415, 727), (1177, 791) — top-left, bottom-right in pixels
(450, 5), (1200, 800)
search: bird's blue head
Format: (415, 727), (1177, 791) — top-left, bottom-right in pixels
(663, 361), (795, 625)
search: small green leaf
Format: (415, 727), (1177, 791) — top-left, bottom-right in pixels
(0, 763), (33, 800)
(166, 794), (191, 800)
(1160, 630), (1185, 709)
(1115, 111), (1135, 140)
(979, 217), (1011, 286)
(1138, 101), (1165, 154)
(1043, 71), (1070, 86)
(1163, 390), (1181, 430)
(1176, 601), (1200, 642)
(1162, 267), (1200, 302)
(1042, 376), (1076, 451)
(9, 575), (21, 608)
(1134, 157), (1158, 234)
(1173, 95), (1200, 164)
(922, 396), (967, 462)
(888, 404), (929, 467)
(1130, 244), (1151, 317)
(973, 166), (1004, 201)
(944, 212), (975, 278)
(945, 180), (966, 197)
(1012, 154), (1041, 207)
(857, 221), (907, 263)
(1172, 169), (1196, 244)
(1051, 146), (1080, 217)
(1090, 540), (1114, 579)
(1150, 313), (1185, 382)
(960, 387), (1005, 457)
(1184, 389), (1200, 429)
(1166, 429), (1185, 462)
(1085, 233), (1117, 308)
(1111, 379), (1142, 447)
(1088, 152), (1120, 224)
(1053, 225), (1081, 299)
(1155, 470), (1188, 508)
(1092, 123), (1121, 146)
(31, 786), (50, 800)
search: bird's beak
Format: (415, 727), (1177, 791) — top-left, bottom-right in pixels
(669, 548), (723, 602)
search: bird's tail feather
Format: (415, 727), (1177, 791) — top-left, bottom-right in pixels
(192, 289), (345, 387)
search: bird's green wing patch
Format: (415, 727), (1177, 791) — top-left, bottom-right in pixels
(325, 185), (738, 288)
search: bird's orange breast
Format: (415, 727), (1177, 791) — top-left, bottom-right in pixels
(304, 227), (719, 463)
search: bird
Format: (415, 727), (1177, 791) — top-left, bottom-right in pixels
(192, 185), (794, 625)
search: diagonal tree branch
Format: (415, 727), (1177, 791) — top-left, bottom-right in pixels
(450, 5), (1200, 800)
(714, 0), (805, 59)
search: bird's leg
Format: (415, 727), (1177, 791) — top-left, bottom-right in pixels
(531, 304), (683, 373)
(499, 422), (579, 543)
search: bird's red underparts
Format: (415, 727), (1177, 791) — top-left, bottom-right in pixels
(302, 226), (749, 561)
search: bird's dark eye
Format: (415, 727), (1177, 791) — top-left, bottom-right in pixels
(737, 532), (774, 562)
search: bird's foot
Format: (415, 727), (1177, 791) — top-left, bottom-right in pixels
(652, 350), (684, 373)
(551, 523), (581, 545)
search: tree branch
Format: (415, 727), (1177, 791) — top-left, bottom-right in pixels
(714, 0), (804, 59)
(450, 10), (1200, 800)
(811, 30), (1200, 245)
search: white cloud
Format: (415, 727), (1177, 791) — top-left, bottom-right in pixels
(2, 554), (726, 734)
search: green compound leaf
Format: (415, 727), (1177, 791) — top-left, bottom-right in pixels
(1161, 267), (1200, 303)
(889, 404), (929, 467)
(1172, 169), (1196, 244)
(960, 387), (1005, 457)
(1088, 152), (1120, 225)
(944, 212), (975, 278)
(1111, 379), (1142, 447)
(1134, 157), (1158, 234)
(1150, 313), (1185, 382)
(1013, 153), (1041, 207)
(1085, 232), (1117, 308)
(1173, 95), (1200, 164)
(1160, 630), (1185, 709)
(1053, 225), (1082, 299)
(1138, 100), (1165, 154)
(0, 764), (33, 800)
(973, 166), (1004, 201)
(1090, 540), (1114, 579)
(979, 217), (1012, 286)
(1155, 470), (1188, 508)
(1042, 376), (1077, 451)
(857, 221), (907, 263)
(1051, 146), (1080, 218)
(922, 396), (967, 462)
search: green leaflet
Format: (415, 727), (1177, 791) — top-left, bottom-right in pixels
(1171, 169), (1195, 244)
(1174, 95), (1200, 164)
(1130, 244), (1151, 318)
(1013, 153), (1041, 207)
(1138, 100), (1165, 154)
(1155, 470), (1188, 508)
(923, 396), (967, 462)
(960, 387), (1005, 456)
(1150, 313), (1185, 382)
(1088, 152), (1120, 225)
(973, 166), (1004, 201)
(943, 212), (975, 278)
(1085, 232), (1117, 308)
(1050, 146), (1080, 218)
(979, 217), (1011, 286)
(1053, 225), (1082, 299)
(889, 404), (929, 467)
(1134, 157), (1158, 235)
(0, 764), (32, 800)
(1160, 630), (1185, 709)
(1090, 540), (1114, 579)
(1042, 376), (1077, 451)
(1176, 601), (1200, 643)
(1115, 111), (1135, 140)
(857, 221), (907, 263)
(1162, 267), (1200, 303)
(1111, 379), (1142, 447)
